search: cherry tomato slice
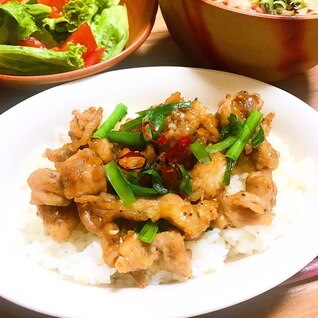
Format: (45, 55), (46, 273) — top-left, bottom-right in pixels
(37, 0), (67, 17)
(59, 22), (98, 60)
(84, 47), (105, 67)
(18, 36), (46, 49)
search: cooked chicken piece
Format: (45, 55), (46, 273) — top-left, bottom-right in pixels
(250, 140), (280, 170)
(37, 203), (80, 241)
(158, 194), (218, 240)
(261, 112), (275, 136)
(88, 138), (114, 164)
(45, 145), (77, 164)
(100, 223), (121, 267)
(75, 193), (218, 240)
(232, 154), (255, 175)
(141, 144), (157, 164)
(115, 230), (191, 286)
(189, 152), (227, 202)
(218, 191), (273, 228)
(57, 148), (107, 199)
(164, 91), (183, 104)
(27, 168), (71, 206)
(151, 231), (191, 277)
(246, 170), (277, 210)
(217, 170), (276, 227)
(216, 91), (264, 127)
(78, 207), (103, 235)
(201, 113), (220, 143)
(115, 231), (153, 273)
(76, 192), (158, 224)
(164, 99), (219, 146)
(118, 148), (146, 170)
(131, 271), (148, 288)
(164, 105), (200, 144)
(69, 107), (103, 142)
(45, 107), (103, 163)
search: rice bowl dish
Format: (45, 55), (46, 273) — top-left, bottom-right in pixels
(0, 67), (317, 318)
(20, 91), (314, 287)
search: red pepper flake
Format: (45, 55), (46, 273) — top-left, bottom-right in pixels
(165, 136), (192, 164)
(118, 151), (146, 171)
(141, 121), (167, 145)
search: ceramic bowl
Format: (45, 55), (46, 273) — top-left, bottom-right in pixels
(159, 0), (318, 82)
(0, 0), (158, 87)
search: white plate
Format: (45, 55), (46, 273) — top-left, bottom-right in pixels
(0, 67), (317, 318)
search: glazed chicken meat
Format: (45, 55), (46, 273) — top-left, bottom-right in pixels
(27, 91), (279, 287)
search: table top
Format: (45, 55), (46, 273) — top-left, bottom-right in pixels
(1, 8), (317, 318)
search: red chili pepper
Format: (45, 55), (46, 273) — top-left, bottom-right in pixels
(18, 37), (46, 49)
(84, 47), (105, 67)
(118, 151), (147, 171)
(141, 121), (167, 145)
(165, 136), (192, 164)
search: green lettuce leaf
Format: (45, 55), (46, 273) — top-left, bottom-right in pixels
(0, 42), (84, 75)
(43, 0), (98, 34)
(0, 1), (38, 43)
(96, 0), (120, 8)
(90, 5), (128, 59)
(24, 4), (51, 22)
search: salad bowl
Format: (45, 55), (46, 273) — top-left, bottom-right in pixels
(0, 0), (158, 87)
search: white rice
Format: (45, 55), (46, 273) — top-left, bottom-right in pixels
(20, 132), (315, 286)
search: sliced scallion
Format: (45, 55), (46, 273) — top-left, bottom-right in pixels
(138, 219), (159, 244)
(178, 164), (193, 195)
(107, 131), (146, 147)
(251, 126), (265, 148)
(223, 158), (235, 186)
(104, 161), (136, 207)
(190, 141), (211, 163)
(93, 103), (128, 139)
(206, 135), (237, 154)
(226, 110), (263, 162)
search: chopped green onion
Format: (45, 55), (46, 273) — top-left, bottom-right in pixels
(152, 183), (170, 194)
(107, 131), (146, 147)
(221, 114), (244, 139)
(121, 116), (143, 131)
(142, 168), (163, 184)
(141, 169), (169, 194)
(206, 135), (237, 154)
(251, 126), (265, 148)
(223, 158), (235, 186)
(104, 161), (136, 207)
(122, 101), (192, 132)
(128, 183), (165, 196)
(137, 101), (192, 117)
(93, 103), (128, 139)
(190, 141), (211, 163)
(139, 219), (159, 243)
(226, 110), (263, 162)
(178, 164), (193, 195)
(126, 170), (139, 184)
